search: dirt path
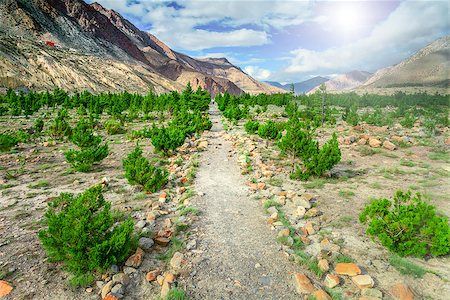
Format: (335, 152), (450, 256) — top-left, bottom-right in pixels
(185, 105), (298, 299)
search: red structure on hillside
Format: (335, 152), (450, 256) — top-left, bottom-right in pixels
(46, 41), (55, 47)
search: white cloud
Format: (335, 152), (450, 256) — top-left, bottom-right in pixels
(88, 0), (317, 51)
(244, 66), (271, 80)
(278, 0), (449, 81)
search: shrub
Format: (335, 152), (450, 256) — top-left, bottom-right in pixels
(258, 120), (281, 142)
(0, 133), (18, 151)
(244, 120), (260, 134)
(64, 118), (108, 172)
(123, 145), (168, 192)
(38, 186), (136, 286)
(49, 109), (72, 139)
(105, 119), (125, 135)
(34, 118), (44, 133)
(151, 126), (185, 155)
(359, 191), (450, 257)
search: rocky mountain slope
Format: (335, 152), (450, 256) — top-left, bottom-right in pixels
(308, 71), (372, 94)
(0, 0), (284, 95)
(265, 76), (329, 94)
(361, 35), (449, 89)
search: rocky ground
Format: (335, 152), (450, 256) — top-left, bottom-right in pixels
(0, 104), (449, 300)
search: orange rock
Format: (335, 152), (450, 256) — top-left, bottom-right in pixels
(390, 283), (414, 300)
(383, 140), (396, 151)
(335, 263), (361, 276)
(0, 280), (13, 297)
(318, 259), (329, 272)
(257, 182), (266, 190)
(146, 270), (160, 281)
(293, 273), (315, 294)
(352, 275), (374, 289)
(277, 228), (290, 237)
(161, 282), (171, 298)
(278, 191), (288, 197)
(324, 274), (340, 288)
(305, 222), (315, 235)
(103, 294), (119, 300)
(155, 237), (171, 246)
(358, 138), (367, 145)
(125, 247), (144, 268)
(163, 273), (175, 284)
(314, 289), (332, 300)
(160, 192), (167, 199)
(369, 138), (382, 148)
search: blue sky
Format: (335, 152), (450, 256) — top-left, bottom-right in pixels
(87, 0), (449, 83)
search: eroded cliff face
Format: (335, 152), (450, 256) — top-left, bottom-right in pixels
(0, 0), (285, 95)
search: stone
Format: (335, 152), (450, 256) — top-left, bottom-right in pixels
(305, 207), (320, 218)
(101, 280), (113, 299)
(391, 135), (403, 142)
(302, 193), (315, 201)
(163, 273), (175, 284)
(43, 141), (50, 147)
(314, 290), (332, 300)
(170, 252), (184, 270)
(85, 287), (93, 293)
(111, 284), (124, 295)
(318, 259), (329, 272)
(96, 281), (105, 289)
(125, 248), (144, 268)
(383, 140), (396, 151)
(293, 273), (315, 294)
(390, 283), (414, 300)
(146, 270), (160, 281)
(267, 206), (278, 215)
(324, 274), (340, 288)
(362, 288), (383, 298)
(123, 267), (137, 274)
(257, 182), (266, 190)
(110, 264), (119, 275)
(103, 294), (120, 300)
(0, 280), (13, 297)
(135, 220), (146, 230)
(296, 206), (306, 218)
(352, 275), (374, 289)
(369, 138), (382, 148)
(155, 237), (171, 246)
(112, 273), (130, 286)
(358, 138), (367, 145)
(293, 197), (311, 209)
(138, 237), (154, 250)
(335, 263), (361, 276)
(161, 282), (171, 298)
(305, 222), (315, 235)
(278, 228), (290, 238)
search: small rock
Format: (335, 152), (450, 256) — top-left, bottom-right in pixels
(277, 228), (290, 238)
(197, 141), (208, 149)
(170, 252), (184, 270)
(362, 288), (383, 298)
(293, 273), (315, 294)
(255, 263), (261, 269)
(138, 237), (155, 250)
(0, 280), (13, 297)
(112, 273), (130, 286)
(111, 284), (124, 295)
(294, 197), (311, 209)
(369, 138), (382, 148)
(352, 275), (374, 289)
(161, 282), (171, 298)
(96, 281), (105, 289)
(358, 138), (367, 145)
(302, 193), (315, 201)
(101, 281), (113, 299)
(163, 273), (175, 284)
(390, 283), (414, 300)
(146, 270), (160, 281)
(135, 220), (146, 230)
(383, 140), (396, 151)
(335, 263), (361, 276)
(186, 239), (197, 250)
(103, 294), (120, 300)
(305, 222), (315, 235)
(267, 206), (278, 215)
(296, 206), (306, 218)
(110, 265), (119, 275)
(305, 207), (320, 218)
(125, 248), (144, 268)
(314, 289), (332, 300)
(123, 267), (137, 274)
(85, 287), (93, 293)
(318, 259), (329, 272)
(155, 237), (171, 247)
(324, 274), (340, 289)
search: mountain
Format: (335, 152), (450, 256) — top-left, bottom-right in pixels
(361, 35), (449, 89)
(308, 71), (372, 94)
(265, 76), (329, 94)
(0, 0), (285, 95)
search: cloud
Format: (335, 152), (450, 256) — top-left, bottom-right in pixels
(277, 0), (449, 81)
(244, 66), (271, 80)
(88, 0), (317, 51)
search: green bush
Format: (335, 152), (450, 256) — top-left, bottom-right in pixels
(0, 133), (18, 151)
(64, 118), (108, 172)
(258, 120), (281, 141)
(38, 186), (136, 286)
(123, 145), (168, 192)
(151, 125), (185, 155)
(49, 109), (72, 139)
(359, 191), (450, 257)
(105, 119), (126, 135)
(244, 120), (260, 134)
(34, 118), (44, 133)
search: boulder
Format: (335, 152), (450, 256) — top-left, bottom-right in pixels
(369, 138), (382, 148)
(383, 140), (396, 151)
(324, 274), (340, 288)
(335, 263), (361, 276)
(293, 273), (315, 294)
(352, 275), (374, 289)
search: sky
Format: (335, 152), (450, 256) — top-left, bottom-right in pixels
(87, 0), (449, 83)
